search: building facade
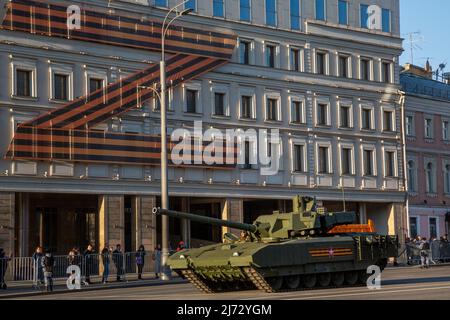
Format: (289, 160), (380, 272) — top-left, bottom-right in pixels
(401, 64), (450, 239)
(0, 0), (406, 256)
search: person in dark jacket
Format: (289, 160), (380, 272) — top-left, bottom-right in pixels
(112, 244), (124, 282)
(83, 244), (94, 285)
(101, 244), (111, 284)
(135, 245), (146, 280)
(0, 248), (10, 290)
(42, 250), (55, 292)
(32, 246), (44, 285)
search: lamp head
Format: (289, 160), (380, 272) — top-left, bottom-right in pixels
(179, 8), (193, 16)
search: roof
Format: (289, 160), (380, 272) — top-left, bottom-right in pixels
(400, 73), (450, 101)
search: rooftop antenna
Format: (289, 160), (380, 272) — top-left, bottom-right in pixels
(435, 61), (447, 81)
(403, 31), (424, 65)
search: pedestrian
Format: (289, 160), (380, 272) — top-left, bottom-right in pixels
(135, 245), (146, 280)
(42, 250), (55, 292)
(112, 244), (124, 282)
(152, 244), (161, 279)
(0, 248), (10, 290)
(83, 244), (94, 285)
(419, 237), (431, 269)
(32, 246), (44, 285)
(101, 244), (110, 284)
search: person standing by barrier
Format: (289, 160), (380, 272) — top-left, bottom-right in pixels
(83, 244), (94, 285)
(101, 244), (110, 284)
(112, 244), (124, 282)
(42, 250), (55, 292)
(152, 244), (161, 279)
(0, 248), (10, 290)
(135, 245), (146, 280)
(419, 238), (431, 269)
(32, 246), (44, 285)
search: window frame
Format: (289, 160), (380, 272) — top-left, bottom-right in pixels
(340, 143), (355, 176)
(361, 104), (375, 131)
(265, 91), (281, 122)
(360, 57), (372, 81)
(49, 63), (74, 102)
(316, 142), (332, 174)
(265, 0), (278, 27)
(338, 100), (353, 129)
(291, 138), (307, 173)
(315, 98), (331, 127)
(315, 50), (328, 75)
(11, 59), (38, 99)
(338, 0), (348, 25)
(290, 94), (306, 124)
(211, 84), (230, 117)
(362, 145), (377, 177)
(290, 0), (301, 30)
(240, 0), (252, 22)
(384, 148), (398, 178)
(239, 88), (256, 120)
(382, 107), (396, 132)
(183, 82), (202, 114)
(315, 0), (326, 21)
(213, 0), (225, 17)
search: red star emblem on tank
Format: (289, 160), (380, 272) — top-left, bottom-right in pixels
(328, 248), (335, 257)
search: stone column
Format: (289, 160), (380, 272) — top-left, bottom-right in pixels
(359, 203), (367, 224)
(0, 192), (15, 256)
(387, 203), (408, 264)
(221, 198), (244, 237)
(17, 193), (30, 257)
(180, 197), (191, 248)
(132, 195), (156, 251)
(98, 195), (125, 250)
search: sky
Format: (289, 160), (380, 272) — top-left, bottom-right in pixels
(400, 0), (450, 72)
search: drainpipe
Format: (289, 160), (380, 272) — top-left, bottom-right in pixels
(398, 89), (410, 238)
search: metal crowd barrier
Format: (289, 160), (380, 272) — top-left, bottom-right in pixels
(405, 241), (450, 265)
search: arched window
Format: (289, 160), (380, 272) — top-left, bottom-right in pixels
(407, 160), (416, 192)
(426, 162), (435, 193)
(445, 164), (450, 194)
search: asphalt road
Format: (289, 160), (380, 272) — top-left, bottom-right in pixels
(13, 266), (450, 300)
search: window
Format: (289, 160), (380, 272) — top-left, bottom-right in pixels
(317, 103), (328, 126)
(186, 89), (197, 113)
(425, 118), (433, 138)
(293, 144), (305, 172)
(426, 162), (435, 193)
(291, 100), (303, 123)
(381, 61), (391, 83)
(290, 0), (301, 30)
(340, 105), (351, 128)
(338, 55), (349, 78)
(443, 120), (449, 140)
(290, 48), (301, 71)
(410, 217), (418, 238)
(362, 108), (373, 130)
(244, 141), (252, 169)
(363, 149), (374, 176)
(240, 40), (251, 65)
(16, 69), (32, 97)
(241, 95), (253, 119)
(315, 0), (325, 21)
(266, 44), (276, 68)
(266, 98), (278, 121)
(445, 164), (450, 194)
(406, 115), (414, 136)
(54, 74), (68, 101)
(407, 160), (416, 192)
(383, 110), (394, 132)
(89, 78), (103, 94)
(265, 0), (277, 27)
(318, 146), (329, 174)
(185, 0), (195, 11)
(385, 151), (395, 177)
(240, 0), (251, 22)
(360, 4), (369, 28)
(316, 51), (326, 75)
(213, 0), (224, 17)
(382, 9), (391, 33)
(154, 0), (167, 7)
(429, 218), (437, 239)
(360, 58), (371, 80)
(341, 147), (352, 175)
(214, 93), (225, 116)
(338, 0), (348, 25)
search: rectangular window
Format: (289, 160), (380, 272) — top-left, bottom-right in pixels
(240, 0), (251, 22)
(244, 141), (252, 169)
(443, 120), (449, 140)
(266, 98), (278, 121)
(340, 105), (351, 128)
(383, 110), (394, 132)
(316, 52), (326, 75)
(341, 147), (352, 175)
(89, 78), (103, 94)
(186, 89), (197, 113)
(317, 103), (328, 126)
(361, 58), (370, 80)
(291, 100), (303, 123)
(406, 115), (414, 136)
(214, 93), (225, 116)
(185, 0), (195, 11)
(16, 69), (31, 97)
(425, 118), (433, 138)
(54, 74), (68, 101)
(382, 8), (391, 32)
(360, 4), (369, 28)
(382, 62), (391, 83)
(290, 48), (301, 71)
(338, 0), (348, 25)
(362, 108), (372, 130)
(318, 146), (329, 174)
(410, 217), (418, 238)
(266, 44), (276, 68)
(290, 0), (301, 30)
(154, 0), (167, 7)
(315, 0), (325, 21)
(385, 151), (395, 177)
(363, 149), (374, 176)
(429, 218), (437, 239)
(213, 0), (224, 17)
(241, 95), (253, 119)
(240, 40), (251, 65)
(266, 0), (277, 26)
(338, 55), (349, 78)
(293, 144), (304, 172)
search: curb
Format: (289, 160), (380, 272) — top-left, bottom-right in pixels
(0, 278), (187, 299)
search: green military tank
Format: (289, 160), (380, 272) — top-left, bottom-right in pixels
(153, 196), (399, 293)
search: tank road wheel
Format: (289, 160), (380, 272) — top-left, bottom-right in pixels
(284, 275), (301, 290)
(331, 272), (345, 287)
(317, 273), (331, 287)
(358, 270), (370, 285)
(302, 275), (317, 288)
(266, 277), (284, 291)
(344, 271), (359, 286)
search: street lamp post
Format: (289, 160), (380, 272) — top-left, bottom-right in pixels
(159, 1), (192, 281)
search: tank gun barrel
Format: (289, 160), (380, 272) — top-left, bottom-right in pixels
(152, 208), (258, 233)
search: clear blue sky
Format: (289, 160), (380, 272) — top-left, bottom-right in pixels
(400, 0), (450, 70)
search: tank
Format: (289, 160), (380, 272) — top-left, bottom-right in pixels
(153, 196), (399, 293)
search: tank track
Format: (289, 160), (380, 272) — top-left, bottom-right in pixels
(242, 267), (275, 293)
(181, 270), (215, 294)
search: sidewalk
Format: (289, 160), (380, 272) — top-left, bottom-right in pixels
(0, 273), (185, 299)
